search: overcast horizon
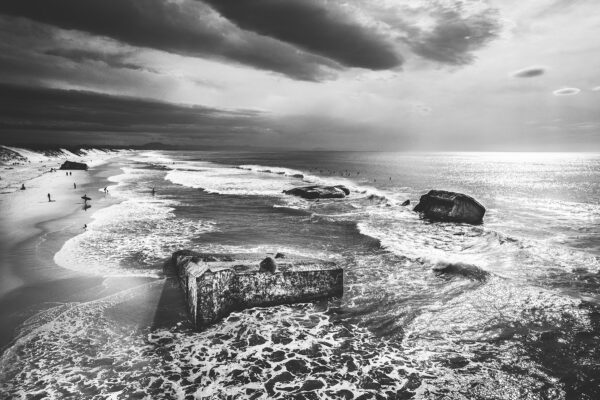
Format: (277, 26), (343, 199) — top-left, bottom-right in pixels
(1, 0), (599, 151)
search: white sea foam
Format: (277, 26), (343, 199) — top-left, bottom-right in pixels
(166, 165), (296, 197)
(54, 199), (215, 276)
(54, 165), (216, 276)
(128, 150), (177, 166)
(356, 202), (600, 284)
(238, 163), (307, 177)
(164, 160), (404, 210)
(0, 279), (442, 400)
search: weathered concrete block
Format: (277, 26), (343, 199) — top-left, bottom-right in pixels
(59, 160), (88, 170)
(168, 251), (343, 329)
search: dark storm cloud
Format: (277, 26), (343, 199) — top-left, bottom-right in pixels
(0, 0), (505, 80)
(512, 66), (546, 78)
(0, 17), (184, 96)
(201, 0), (402, 70)
(44, 48), (155, 73)
(406, 8), (501, 65)
(0, 0), (338, 81)
(0, 83), (266, 142)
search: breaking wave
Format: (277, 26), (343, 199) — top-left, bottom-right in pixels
(54, 165), (216, 276)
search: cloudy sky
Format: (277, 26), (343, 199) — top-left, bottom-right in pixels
(0, 0), (599, 150)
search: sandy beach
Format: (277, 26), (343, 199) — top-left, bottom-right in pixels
(0, 153), (159, 350)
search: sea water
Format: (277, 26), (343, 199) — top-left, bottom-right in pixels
(1, 151), (599, 399)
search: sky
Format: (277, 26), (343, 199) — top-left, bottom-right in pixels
(0, 0), (599, 151)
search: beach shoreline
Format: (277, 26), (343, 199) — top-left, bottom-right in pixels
(0, 155), (148, 351)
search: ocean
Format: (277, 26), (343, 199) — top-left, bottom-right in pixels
(2, 150), (600, 399)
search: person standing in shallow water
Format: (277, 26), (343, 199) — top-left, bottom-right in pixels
(47, 193), (51, 202)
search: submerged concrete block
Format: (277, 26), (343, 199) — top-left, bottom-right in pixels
(168, 251), (343, 329)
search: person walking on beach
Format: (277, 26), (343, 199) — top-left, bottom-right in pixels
(47, 193), (51, 202)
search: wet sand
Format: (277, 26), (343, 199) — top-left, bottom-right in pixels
(0, 158), (157, 351)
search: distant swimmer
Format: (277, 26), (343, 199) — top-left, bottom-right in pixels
(20, 183), (26, 190)
(47, 193), (51, 202)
